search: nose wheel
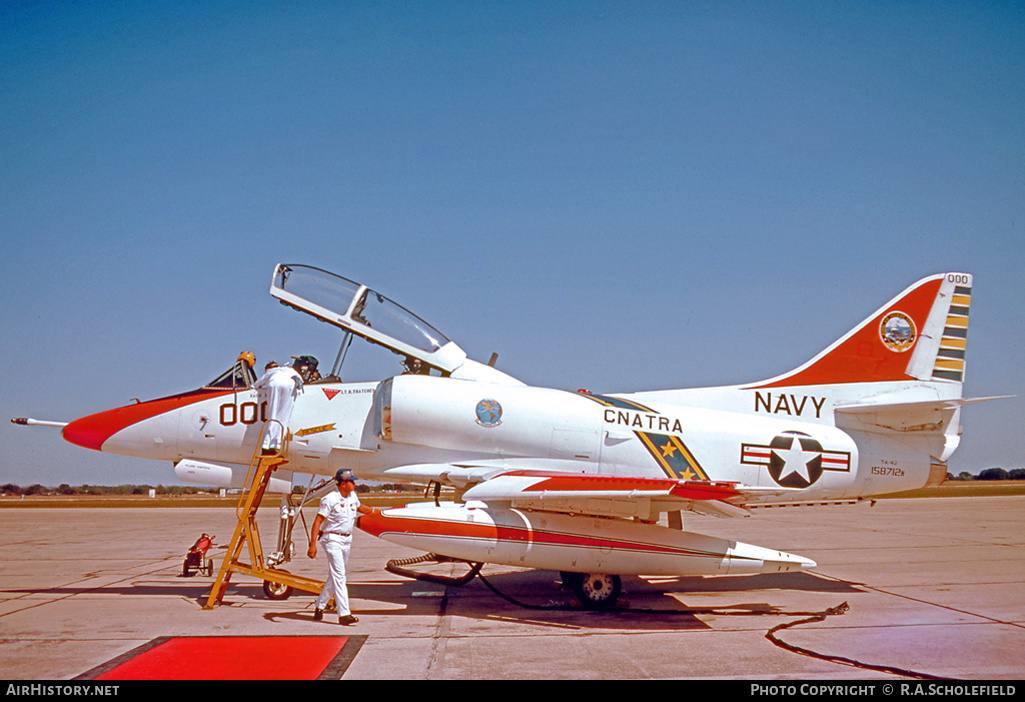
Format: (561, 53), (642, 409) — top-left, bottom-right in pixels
(562, 572), (622, 609)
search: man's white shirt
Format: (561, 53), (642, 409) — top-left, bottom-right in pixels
(317, 490), (361, 536)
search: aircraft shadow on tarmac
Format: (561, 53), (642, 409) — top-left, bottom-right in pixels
(1, 569), (862, 633)
(263, 569), (863, 632)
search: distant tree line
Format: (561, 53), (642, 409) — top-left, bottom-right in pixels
(0, 483), (220, 496)
(1, 482), (419, 496)
(946, 469), (1025, 481)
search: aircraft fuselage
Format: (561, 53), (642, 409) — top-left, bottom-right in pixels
(62, 371), (938, 502)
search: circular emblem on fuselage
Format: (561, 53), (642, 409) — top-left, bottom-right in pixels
(768, 431), (824, 489)
(475, 399), (503, 428)
(879, 311), (917, 353)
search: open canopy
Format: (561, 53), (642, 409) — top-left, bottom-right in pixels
(270, 264), (468, 375)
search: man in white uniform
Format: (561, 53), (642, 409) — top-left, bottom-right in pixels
(307, 469), (372, 625)
(253, 361), (303, 455)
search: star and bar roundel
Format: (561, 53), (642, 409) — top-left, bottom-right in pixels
(580, 393), (709, 481)
(741, 431), (852, 489)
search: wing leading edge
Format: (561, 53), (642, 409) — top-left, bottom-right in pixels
(383, 465), (798, 520)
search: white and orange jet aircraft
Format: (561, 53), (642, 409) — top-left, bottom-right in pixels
(21, 264), (989, 607)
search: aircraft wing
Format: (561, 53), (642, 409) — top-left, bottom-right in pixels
(381, 464), (796, 520)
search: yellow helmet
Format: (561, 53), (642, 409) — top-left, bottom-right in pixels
(237, 351), (256, 368)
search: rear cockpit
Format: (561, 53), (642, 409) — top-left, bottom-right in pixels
(197, 264), (521, 396)
(271, 264), (464, 377)
(194, 264), (463, 396)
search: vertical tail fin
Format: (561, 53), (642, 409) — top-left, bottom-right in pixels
(750, 273), (972, 391)
(906, 275), (972, 383)
(738, 273), (992, 493)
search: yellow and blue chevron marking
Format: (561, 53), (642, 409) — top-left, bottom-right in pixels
(580, 392), (709, 481)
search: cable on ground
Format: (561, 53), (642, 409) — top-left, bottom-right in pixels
(389, 558), (956, 679)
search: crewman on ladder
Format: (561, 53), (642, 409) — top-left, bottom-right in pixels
(308, 468), (373, 625)
(253, 360), (304, 455)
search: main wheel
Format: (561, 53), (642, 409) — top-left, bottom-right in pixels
(572, 573), (621, 610)
(262, 579), (294, 600)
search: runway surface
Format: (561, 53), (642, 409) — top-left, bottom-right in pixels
(1, 495), (1022, 680)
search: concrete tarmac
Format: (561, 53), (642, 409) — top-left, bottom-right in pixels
(1, 495), (1022, 680)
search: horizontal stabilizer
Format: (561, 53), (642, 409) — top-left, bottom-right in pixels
(835, 395), (1012, 434)
(836, 395), (1013, 413)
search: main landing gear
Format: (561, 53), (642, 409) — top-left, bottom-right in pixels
(560, 572), (622, 610)
(388, 554), (625, 610)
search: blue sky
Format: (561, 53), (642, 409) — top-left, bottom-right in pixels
(2, 1), (1023, 487)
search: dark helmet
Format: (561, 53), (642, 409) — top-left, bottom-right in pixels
(291, 355), (319, 381)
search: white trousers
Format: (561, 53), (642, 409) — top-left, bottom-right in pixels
(260, 376), (296, 450)
(315, 534), (352, 616)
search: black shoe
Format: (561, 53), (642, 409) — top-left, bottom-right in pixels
(338, 615), (358, 625)
(313, 609), (323, 621)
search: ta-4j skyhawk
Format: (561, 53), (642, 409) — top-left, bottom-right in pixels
(23, 265), (994, 608)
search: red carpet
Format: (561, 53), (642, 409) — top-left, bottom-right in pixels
(78, 635), (366, 680)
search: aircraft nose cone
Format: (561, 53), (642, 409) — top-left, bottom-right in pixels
(62, 409), (124, 451)
(61, 389), (229, 456)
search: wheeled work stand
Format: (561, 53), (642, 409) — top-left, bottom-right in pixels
(203, 424), (325, 609)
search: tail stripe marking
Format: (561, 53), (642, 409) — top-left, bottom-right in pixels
(933, 285), (971, 382)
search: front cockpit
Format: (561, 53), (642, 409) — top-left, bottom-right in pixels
(204, 352), (258, 390)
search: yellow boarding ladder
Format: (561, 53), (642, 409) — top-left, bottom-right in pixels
(203, 421), (325, 609)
